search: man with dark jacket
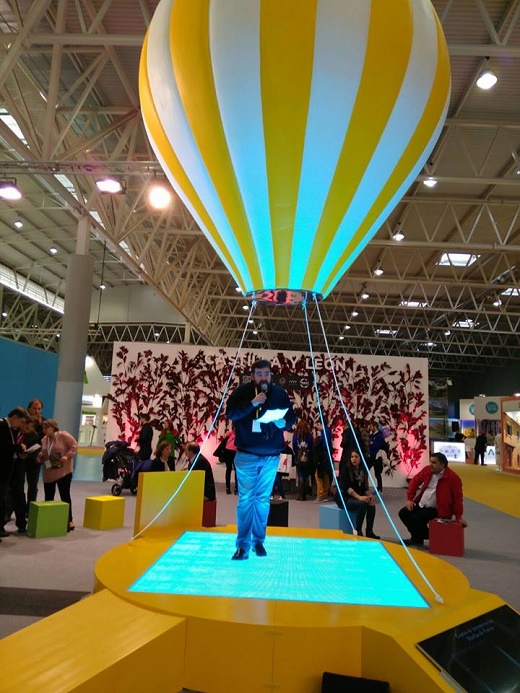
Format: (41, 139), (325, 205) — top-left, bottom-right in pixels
(185, 442), (216, 501)
(398, 452), (467, 546)
(0, 407), (29, 540)
(226, 359), (296, 560)
(474, 432), (488, 465)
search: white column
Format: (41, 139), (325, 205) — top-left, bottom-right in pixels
(53, 216), (94, 440)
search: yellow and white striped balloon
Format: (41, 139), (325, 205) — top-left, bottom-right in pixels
(140, 0), (450, 300)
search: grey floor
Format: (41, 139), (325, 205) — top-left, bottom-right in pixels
(1, 461), (519, 640)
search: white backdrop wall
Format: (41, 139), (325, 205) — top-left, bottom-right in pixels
(108, 343), (429, 487)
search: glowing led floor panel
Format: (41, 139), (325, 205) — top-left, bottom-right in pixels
(129, 532), (429, 608)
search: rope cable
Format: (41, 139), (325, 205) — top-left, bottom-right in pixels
(312, 295), (444, 605)
(302, 297), (355, 533)
(132, 300), (258, 540)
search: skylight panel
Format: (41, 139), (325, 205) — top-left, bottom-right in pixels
(437, 253), (479, 267)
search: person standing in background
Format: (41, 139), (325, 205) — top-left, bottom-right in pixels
(313, 420), (334, 503)
(0, 407), (29, 540)
(474, 432), (488, 465)
(293, 420), (314, 501)
(368, 420), (385, 493)
(137, 412), (153, 461)
(38, 419), (78, 532)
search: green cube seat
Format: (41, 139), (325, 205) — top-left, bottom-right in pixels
(27, 501), (69, 538)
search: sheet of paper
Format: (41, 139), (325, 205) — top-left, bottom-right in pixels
(256, 408), (288, 424)
(25, 444), (41, 454)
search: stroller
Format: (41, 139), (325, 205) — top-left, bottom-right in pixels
(102, 440), (139, 496)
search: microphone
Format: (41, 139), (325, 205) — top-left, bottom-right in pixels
(260, 382), (269, 395)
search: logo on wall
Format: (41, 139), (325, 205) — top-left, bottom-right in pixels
(240, 374), (312, 390)
(486, 401), (499, 414)
(469, 404), (475, 415)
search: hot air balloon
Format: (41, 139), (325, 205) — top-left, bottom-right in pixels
(140, 0), (450, 304)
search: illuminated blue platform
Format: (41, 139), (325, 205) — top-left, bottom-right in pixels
(129, 531), (428, 609)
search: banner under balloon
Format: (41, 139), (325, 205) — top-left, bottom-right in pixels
(140, 0), (450, 303)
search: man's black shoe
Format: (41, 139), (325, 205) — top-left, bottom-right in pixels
(253, 543), (267, 557)
(366, 531), (380, 539)
(404, 538), (424, 547)
(0, 528), (9, 538)
(17, 528), (27, 534)
(232, 548), (248, 560)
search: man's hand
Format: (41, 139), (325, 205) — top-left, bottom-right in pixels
(251, 393), (267, 407)
(405, 500), (414, 511)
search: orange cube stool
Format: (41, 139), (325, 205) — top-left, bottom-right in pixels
(202, 499), (217, 527)
(428, 519), (465, 557)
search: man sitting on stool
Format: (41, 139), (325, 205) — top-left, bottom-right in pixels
(398, 452), (467, 547)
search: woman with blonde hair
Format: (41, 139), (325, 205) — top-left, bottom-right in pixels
(38, 419), (77, 532)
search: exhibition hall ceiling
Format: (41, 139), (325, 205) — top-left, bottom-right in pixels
(0, 0), (519, 378)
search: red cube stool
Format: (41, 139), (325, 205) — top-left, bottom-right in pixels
(428, 519), (464, 557)
(202, 499), (217, 527)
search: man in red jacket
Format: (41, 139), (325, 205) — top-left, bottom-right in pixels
(398, 452), (467, 547)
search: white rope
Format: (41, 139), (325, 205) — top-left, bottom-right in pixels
(131, 300), (258, 540)
(312, 294), (444, 605)
(302, 297), (356, 533)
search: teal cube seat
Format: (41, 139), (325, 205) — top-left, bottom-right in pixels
(319, 504), (355, 535)
(27, 501), (69, 538)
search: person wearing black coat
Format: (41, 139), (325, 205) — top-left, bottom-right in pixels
(0, 407), (29, 540)
(186, 442), (216, 501)
(137, 412), (154, 461)
(474, 432), (488, 465)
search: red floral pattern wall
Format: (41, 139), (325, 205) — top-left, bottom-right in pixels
(108, 343), (429, 484)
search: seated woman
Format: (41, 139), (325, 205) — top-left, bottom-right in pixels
(335, 449), (380, 538)
(150, 441), (174, 472)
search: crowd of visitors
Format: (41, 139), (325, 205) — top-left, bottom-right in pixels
(1, 381), (468, 555)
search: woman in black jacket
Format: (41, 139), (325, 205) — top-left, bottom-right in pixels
(336, 449), (380, 538)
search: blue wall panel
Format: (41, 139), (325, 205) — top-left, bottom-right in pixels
(0, 337), (58, 417)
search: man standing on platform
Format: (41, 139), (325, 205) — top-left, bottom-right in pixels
(398, 452), (467, 547)
(226, 359), (296, 560)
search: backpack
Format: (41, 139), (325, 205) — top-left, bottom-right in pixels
(297, 445), (310, 466)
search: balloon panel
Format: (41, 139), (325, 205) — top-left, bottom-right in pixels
(140, 0), (450, 298)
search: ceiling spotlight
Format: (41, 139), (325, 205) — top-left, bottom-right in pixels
(242, 304), (248, 310)
(1, 311), (7, 317)
(49, 246), (58, 255)
(360, 290), (369, 300)
(423, 177), (437, 188)
(95, 177), (124, 194)
(492, 296), (502, 307)
(339, 335), (345, 340)
(0, 179), (22, 200)
(393, 231), (405, 241)
(444, 330), (451, 336)
(235, 286), (242, 292)
(344, 325), (351, 330)
(476, 69), (497, 90)
(14, 219), (23, 229)
(99, 283), (106, 290)
(253, 330), (258, 335)
(373, 264), (384, 276)
(351, 310), (359, 317)
(148, 183), (172, 209)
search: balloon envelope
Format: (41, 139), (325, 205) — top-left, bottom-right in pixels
(140, 0), (450, 301)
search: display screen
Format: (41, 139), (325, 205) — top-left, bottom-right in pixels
(417, 605), (520, 693)
(433, 441), (466, 463)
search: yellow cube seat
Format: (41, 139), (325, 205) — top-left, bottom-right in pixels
(83, 495), (125, 530)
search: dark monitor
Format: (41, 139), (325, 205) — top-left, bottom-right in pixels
(417, 605), (520, 693)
